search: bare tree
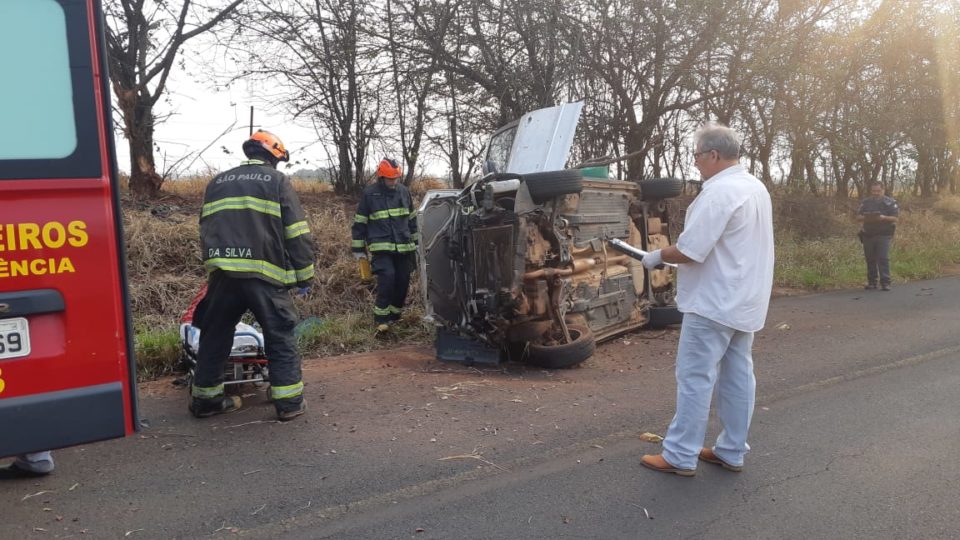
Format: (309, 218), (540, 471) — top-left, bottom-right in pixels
(384, 0), (439, 186)
(234, 0), (383, 194)
(104, 0), (242, 198)
(567, 0), (733, 179)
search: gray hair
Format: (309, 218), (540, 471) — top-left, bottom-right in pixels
(694, 123), (741, 160)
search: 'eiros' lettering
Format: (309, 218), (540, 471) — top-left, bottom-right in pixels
(0, 221), (88, 252)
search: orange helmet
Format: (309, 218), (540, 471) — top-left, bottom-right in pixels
(243, 130), (290, 162)
(376, 157), (402, 179)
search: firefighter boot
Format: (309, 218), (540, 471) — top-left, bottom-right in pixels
(189, 395), (242, 418)
(276, 397), (307, 422)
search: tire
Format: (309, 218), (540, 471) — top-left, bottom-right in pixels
(526, 324), (596, 369)
(522, 170), (584, 204)
(646, 306), (683, 328)
(639, 178), (684, 201)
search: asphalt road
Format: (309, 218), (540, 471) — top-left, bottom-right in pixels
(3, 277), (959, 539)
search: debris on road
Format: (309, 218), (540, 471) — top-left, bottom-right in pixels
(439, 447), (508, 471)
(22, 490), (54, 501)
(628, 502), (654, 519)
(639, 432), (664, 443)
(219, 420), (279, 430)
(434, 380), (490, 399)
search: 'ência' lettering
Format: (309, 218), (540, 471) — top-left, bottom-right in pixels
(0, 257), (76, 278)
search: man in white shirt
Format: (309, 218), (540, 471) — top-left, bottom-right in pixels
(639, 124), (774, 476)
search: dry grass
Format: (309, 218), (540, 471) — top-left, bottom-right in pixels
(933, 195), (960, 217)
(775, 206), (960, 289)
(163, 175), (333, 198)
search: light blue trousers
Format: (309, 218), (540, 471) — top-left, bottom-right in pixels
(661, 313), (756, 470)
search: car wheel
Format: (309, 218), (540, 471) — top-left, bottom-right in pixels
(639, 178), (684, 201)
(522, 170), (584, 204)
(526, 324), (596, 369)
(646, 306), (683, 328)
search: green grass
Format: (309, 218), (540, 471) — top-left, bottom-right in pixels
(775, 210), (960, 290)
(133, 309), (433, 381)
(134, 325), (182, 379)
(296, 309), (433, 357)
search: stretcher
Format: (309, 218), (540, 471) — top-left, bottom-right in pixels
(179, 285), (270, 393)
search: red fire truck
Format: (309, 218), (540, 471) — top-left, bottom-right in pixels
(0, 0), (138, 457)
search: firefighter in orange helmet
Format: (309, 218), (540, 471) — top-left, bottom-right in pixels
(351, 158), (418, 331)
(191, 130), (315, 421)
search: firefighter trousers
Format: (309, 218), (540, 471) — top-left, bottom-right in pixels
(371, 252), (414, 324)
(193, 272), (304, 412)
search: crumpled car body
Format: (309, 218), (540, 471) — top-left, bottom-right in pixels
(418, 103), (682, 368)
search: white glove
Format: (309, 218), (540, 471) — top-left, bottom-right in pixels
(641, 249), (664, 270)
(353, 252), (367, 260)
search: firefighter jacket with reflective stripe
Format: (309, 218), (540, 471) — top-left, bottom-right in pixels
(351, 181), (418, 253)
(201, 160), (315, 287)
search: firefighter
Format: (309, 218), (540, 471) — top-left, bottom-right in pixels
(351, 158), (418, 332)
(191, 130), (315, 421)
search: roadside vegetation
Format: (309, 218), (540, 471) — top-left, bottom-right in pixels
(773, 194), (960, 290)
(127, 183), (960, 379)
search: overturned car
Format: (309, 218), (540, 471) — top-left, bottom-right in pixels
(417, 103), (683, 368)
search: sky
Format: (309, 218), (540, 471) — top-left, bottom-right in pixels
(111, 51), (330, 179)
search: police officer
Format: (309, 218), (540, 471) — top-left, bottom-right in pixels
(857, 181), (899, 291)
(351, 158), (418, 332)
(191, 130), (315, 421)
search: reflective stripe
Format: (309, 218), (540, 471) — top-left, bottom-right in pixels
(285, 220), (311, 239)
(351, 239), (366, 248)
(192, 384), (224, 399)
(373, 306), (391, 316)
(202, 196), (281, 218)
(354, 214), (369, 224)
(368, 208), (411, 220)
(294, 264), (315, 282)
(241, 159), (266, 166)
(205, 258), (295, 284)
(388, 305), (402, 314)
(271, 382), (304, 400)
(368, 242), (417, 252)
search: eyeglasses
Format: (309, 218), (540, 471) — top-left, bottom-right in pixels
(693, 149), (715, 160)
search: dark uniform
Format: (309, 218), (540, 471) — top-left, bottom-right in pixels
(193, 158), (315, 415)
(857, 194), (899, 288)
(351, 180), (418, 324)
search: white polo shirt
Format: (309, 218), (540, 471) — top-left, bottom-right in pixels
(675, 164), (774, 333)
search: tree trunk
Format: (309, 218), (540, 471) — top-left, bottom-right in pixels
(118, 89), (162, 198)
(334, 135), (354, 195)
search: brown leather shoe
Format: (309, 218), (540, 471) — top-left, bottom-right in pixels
(698, 448), (743, 472)
(640, 454), (695, 477)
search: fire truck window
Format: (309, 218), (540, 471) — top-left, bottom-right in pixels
(0, 0), (77, 160)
